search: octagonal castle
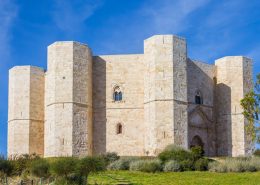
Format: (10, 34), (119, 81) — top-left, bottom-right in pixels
(8, 35), (253, 158)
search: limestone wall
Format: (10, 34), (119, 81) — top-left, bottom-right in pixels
(44, 42), (92, 157)
(8, 66), (45, 157)
(92, 54), (145, 156)
(143, 35), (188, 156)
(8, 34), (252, 158)
(215, 56), (253, 156)
(187, 60), (216, 156)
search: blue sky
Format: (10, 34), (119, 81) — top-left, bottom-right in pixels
(0, 0), (260, 156)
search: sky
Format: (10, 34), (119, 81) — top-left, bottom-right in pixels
(0, 0), (260, 156)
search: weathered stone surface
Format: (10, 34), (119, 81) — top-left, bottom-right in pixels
(215, 56), (253, 156)
(8, 35), (253, 158)
(44, 42), (92, 157)
(8, 66), (44, 157)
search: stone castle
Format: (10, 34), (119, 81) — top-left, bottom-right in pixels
(8, 35), (253, 158)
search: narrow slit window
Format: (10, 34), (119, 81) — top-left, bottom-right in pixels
(195, 91), (203, 105)
(116, 123), (122, 134)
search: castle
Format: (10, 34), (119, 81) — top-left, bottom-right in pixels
(8, 35), (253, 158)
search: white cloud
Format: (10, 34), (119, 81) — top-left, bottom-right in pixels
(140, 0), (211, 33)
(0, 0), (17, 65)
(53, 0), (103, 34)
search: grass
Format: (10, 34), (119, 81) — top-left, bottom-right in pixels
(88, 171), (260, 185)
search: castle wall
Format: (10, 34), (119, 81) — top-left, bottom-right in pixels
(215, 56), (253, 156)
(8, 35), (253, 158)
(8, 66), (44, 157)
(92, 55), (145, 156)
(44, 42), (92, 157)
(187, 60), (216, 156)
(143, 35), (188, 156)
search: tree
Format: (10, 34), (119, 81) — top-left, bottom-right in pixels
(240, 74), (260, 142)
(76, 156), (105, 184)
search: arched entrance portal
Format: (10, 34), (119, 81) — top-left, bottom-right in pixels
(190, 135), (204, 150)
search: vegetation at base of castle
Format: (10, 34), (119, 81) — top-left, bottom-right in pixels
(240, 73), (260, 142)
(3, 145), (260, 184)
(253, 149), (260, 156)
(129, 159), (162, 173)
(208, 157), (260, 172)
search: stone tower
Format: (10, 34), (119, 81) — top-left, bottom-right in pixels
(8, 66), (45, 157)
(144, 35), (188, 155)
(44, 42), (93, 157)
(8, 35), (253, 158)
(215, 56), (253, 156)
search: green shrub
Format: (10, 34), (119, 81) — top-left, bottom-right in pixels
(77, 156), (105, 176)
(250, 157), (260, 171)
(30, 159), (50, 178)
(209, 158), (258, 173)
(253, 149), (260, 156)
(50, 157), (77, 178)
(107, 159), (131, 170)
(191, 146), (204, 159)
(179, 159), (194, 171)
(101, 152), (120, 165)
(194, 158), (209, 171)
(158, 144), (194, 163)
(10, 154), (39, 176)
(129, 159), (162, 173)
(0, 158), (13, 176)
(163, 160), (181, 172)
(209, 161), (227, 173)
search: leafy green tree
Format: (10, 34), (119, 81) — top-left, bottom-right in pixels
(76, 156), (105, 184)
(241, 74), (260, 142)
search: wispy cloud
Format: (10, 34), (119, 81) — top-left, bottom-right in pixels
(141, 0), (211, 33)
(97, 0), (211, 54)
(53, 0), (103, 34)
(0, 0), (17, 67)
(187, 0), (253, 62)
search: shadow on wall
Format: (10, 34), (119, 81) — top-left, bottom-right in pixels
(215, 83), (232, 156)
(92, 56), (107, 154)
(186, 59), (216, 156)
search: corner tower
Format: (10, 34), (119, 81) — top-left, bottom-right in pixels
(8, 66), (45, 157)
(144, 35), (188, 155)
(44, 42), (93, 157)
(215, 56), (253, 156)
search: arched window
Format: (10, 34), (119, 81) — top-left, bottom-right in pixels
(113, 86), (123, 101)
(116, 123), (122, 134)
(195, 90), (203, 105)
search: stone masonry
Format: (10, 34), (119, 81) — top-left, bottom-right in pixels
(8, 35), (254, 158)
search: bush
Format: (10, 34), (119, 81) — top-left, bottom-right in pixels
(191, 146), (204, 159)
(194, 158), (209, 171)
(0, 158), (13, 176)
(129, 159), (162, 173)
(30, 159), (50, 178)
(209, 161), (227, 173)
(179, 159), (194, 171)
(208, 158), (258, 173)
(101, 152), (120, 165)
(77, 156), (105, 176)
(50, 157), (77, 178)
(107, 159), (132, 170)
(10, 154), (39, 176)
(253, 149), (260, 156)
(158, 144), (195, 163)
(163, 160), (181, 172)
(250, 157), (260, 171)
